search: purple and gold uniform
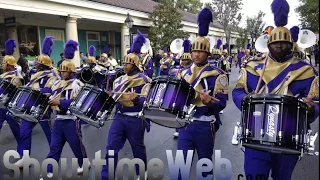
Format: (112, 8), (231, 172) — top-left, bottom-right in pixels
(232, 0), (319, 179)
(177, 8), (228, 179)
(45, 40), (88, 176)
(101, 34), (152, 180)
(15, 36), (60, 167)
(160, 47), (173, 76)
(141, 53), (154, 78)
(0, 39), (24, 143)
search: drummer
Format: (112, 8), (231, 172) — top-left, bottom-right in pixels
(101, 34), (152, 180)
(87, 45), (108, 90)
(14, 36), (60, 168)
(209, 39), (223, 68)
(41, 40), (89, 179)
(232, 0), (319, 178)
(172, 39), (193, 138)
(0, 39), (24, 144)
(160, 47), (173, 75)
(177, 8), (228, 179)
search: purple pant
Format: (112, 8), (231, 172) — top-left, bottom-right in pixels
(244, 148), (299, 180)
(46, 119), (87, 172)
(177, 121), (217, 179)
(17, 119), (52, 156)
(0, 109), (20, 143)
(101, 113), (147, 179)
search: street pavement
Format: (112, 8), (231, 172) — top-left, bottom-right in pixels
(0, 63), (319, 180)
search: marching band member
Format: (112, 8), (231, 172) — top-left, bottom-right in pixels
(222, 44), (232, 72)
(240, 44), (253, 68)
(42, 40), (89, 178)
(15, 36), (60, 167)
(232, 0), (319, 179)
(140, 49), (154, 78)
(160, 47), (173, 75)
(100, 45), (113, 70)
(209, 39), (223, 68)
(172, 39), (193, 138)
(101, 34), (152, 180)
(0, 39), (24, 143)
(177, 8), (228, 179)
(87, 45), (108, 90)
(236, 47), (245, 69)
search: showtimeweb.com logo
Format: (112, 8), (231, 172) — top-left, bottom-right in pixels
(3, 149), (264, 179)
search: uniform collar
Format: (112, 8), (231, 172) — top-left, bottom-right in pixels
(128, 69), (140, 76)
(268, 53), (293, 63)
(195, 60), (208, 67)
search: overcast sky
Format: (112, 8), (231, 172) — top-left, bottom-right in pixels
(201, 0), (302, 29)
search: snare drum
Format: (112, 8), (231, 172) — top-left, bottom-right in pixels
(68, 84), (116, 128)
(142, 76), (195, 128)
(7, 86), (49, 122)
(239, 94), (310, 155)
(0, 78), (17, 108)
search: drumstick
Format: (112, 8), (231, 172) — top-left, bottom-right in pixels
(255, 57), (268, 93)
(194, 89), (220, 102)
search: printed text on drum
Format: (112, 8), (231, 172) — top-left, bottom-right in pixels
(3, 150), (265, 179)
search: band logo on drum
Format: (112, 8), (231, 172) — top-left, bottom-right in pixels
(153, 83), (167, 105)
(266, 105), (279, 138)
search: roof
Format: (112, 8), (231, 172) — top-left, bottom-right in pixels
(88, 0), (224, 29)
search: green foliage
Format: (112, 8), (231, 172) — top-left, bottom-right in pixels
(175, 0), (203, 14)
(207, 0), (243, 44)
(246, 11), (266, 40)
(296, 0), (319, 32)
(149, 0), (189, 51)
(236, 29), (248, 48)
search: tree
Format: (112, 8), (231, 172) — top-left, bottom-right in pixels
(149, 0), (189, 50)
(246, 11), (266, 44)
(296, 0), (319, 33)
(175, 0), (203, 14)
(236, 28), (248, 48)
(206, 0), (243, 45)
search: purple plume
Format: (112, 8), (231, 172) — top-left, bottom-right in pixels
(137, 29), (148, 38)
(64, 40), (78, 59)
(127, 49), (131, 54)
(271, 0), (290, 27)
(163, 47), (168, 53)
(89, 45), (96, 57)
(42, 36), (54, 56)
(130, 34), (146, 54)
(216, 39), (222, 49)
(197, 8), (213, 36)
(104, 45), (109, 53)
(290, 26), (300, 42)
(247, 44), (251, 49)
(183, 40), (191, 53)
(5, 39), (16, 56)
(223, 43), (229, 50)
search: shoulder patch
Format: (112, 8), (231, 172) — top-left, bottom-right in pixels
(219, 75), (227, 87)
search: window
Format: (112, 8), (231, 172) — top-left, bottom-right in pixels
(87, 32), (99, 41)
(45, 29), (64, 41)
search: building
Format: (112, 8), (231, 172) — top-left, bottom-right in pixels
(0, 0), (240, 67)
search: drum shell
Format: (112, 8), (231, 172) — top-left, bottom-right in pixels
(68, 84), (116, 128)
(143, 76), (195, 128)
(0, 78), (18, 108)
(240, 94), (309, 154)
(7, 86), (49, 122)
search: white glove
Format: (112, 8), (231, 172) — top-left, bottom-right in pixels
(72, 79), (82, 95)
